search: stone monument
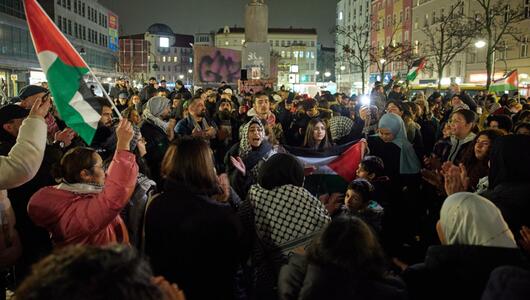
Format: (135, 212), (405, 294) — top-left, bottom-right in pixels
(242, 0), (271, 80)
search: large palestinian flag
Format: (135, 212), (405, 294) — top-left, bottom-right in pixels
(24, 0), (102, 144)
(489, 69), (518, 94)
(286, 140), (366, 194)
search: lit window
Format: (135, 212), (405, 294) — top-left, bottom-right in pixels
(160, 37), (169, 48)
(174, 56), (178, 62)
(162, 56), (166, 62)
(339, 11), (343, 20)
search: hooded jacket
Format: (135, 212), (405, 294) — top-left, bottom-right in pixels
(27, 150), (138, 247)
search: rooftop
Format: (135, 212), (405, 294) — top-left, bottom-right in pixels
(217, 26), (317, 35)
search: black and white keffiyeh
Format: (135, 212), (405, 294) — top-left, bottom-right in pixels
(329, 115), (354, 141)
(247, 184), (330, 254)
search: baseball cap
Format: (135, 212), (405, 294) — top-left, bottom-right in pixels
(0, 104), (29, 127)
(18, 85), (48, 100)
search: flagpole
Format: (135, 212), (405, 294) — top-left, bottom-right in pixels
(83, 67), (123, 119)
(24, 0), (122, 120)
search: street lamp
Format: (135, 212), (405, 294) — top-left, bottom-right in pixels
(188, 69), (193, 74)
(324, 71), (331, 78)
(380, 58), (386, 64)
(315, 71), (320, 75)
(179, 74), (184, 79)
(475, 40), (486, 48)
(475, 40), (496, 81)
(340, 65), (346, 71)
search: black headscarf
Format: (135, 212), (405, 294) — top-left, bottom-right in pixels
(489, 135), (530, 189)
(258, 153), (304, 190)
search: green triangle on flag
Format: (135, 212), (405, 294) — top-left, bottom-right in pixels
(407, 57), (427, 82)
(23, 0), (104, 145)
(489, 70), (518, 93)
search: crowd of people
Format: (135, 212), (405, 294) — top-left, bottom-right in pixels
(0, 76), (529, 300)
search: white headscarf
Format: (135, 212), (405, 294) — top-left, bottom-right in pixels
(440, 192), (516, 248)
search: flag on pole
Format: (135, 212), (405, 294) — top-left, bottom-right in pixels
(489, 69), (518, 93)
(24, 0), (102, 144)
(286, 140), (366, 183)
(406, 57), (427, 82)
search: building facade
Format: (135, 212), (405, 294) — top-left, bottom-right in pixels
(317, 43), (336, 83)
(370, 0), (413, 83)
(194, 32), (215, 47)
(0, 0), (119, 98)
(335, 0), (371, 95)
(215, 26), (318, 91)
(411, 0), (468, 86)
(410, 0), (530, 96)
(119, 23), (194, 86)
(464, 0), (530, 96)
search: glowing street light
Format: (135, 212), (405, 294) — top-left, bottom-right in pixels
(315, 71), (320, 75)
(324, 71), (331, 78)
(179, 74), (184, 79)
(340, 65), (346, 71)
(475, 40), (486, 48)
(380, 58), (386, 64)
(188, 69), (193, 74)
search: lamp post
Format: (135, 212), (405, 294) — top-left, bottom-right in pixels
(475, 39), (496, 84)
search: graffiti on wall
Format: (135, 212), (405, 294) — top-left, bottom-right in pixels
(194, 46), (241, 84)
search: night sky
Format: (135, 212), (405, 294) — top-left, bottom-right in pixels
(99, 0), (337, 47)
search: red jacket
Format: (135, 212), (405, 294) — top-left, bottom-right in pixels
(28, 150), (138, 247)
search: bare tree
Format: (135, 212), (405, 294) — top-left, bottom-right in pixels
(369, 23), (408, 85)
(473, 0), (525, 88)
(420, 1), (479, 90)
(334, 22), (371, 94)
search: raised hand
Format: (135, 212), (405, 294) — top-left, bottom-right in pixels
(28, 96), (51, 119)
(215, 173), (231, 203)
(54, 128), (75, 147)
(116, 118), (133, 151)
(151, 276), (186, 300)
(230, 156), (246, 176)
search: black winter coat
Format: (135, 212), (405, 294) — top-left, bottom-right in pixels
(144, 180), (247, 300)
(481, 183), (530, 241)
(279, 254), (407, 300)
(402, 245), (528, 300)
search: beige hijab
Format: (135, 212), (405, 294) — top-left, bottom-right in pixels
(440, 192), (516, 248)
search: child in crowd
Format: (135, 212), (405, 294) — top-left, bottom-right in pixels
(335, 179), (384, 236)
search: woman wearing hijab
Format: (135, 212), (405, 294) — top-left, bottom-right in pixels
(402, 192), (527, 300)
(368, 112), (421, 183)
(368, 113), (422, 255)
(239, 153), (330, 299)
(481, 135), (530, 241)
(225, 117), (278, 198)
(139, 96), (171, 185)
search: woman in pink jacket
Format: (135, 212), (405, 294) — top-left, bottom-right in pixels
(28, 119), (138, 247)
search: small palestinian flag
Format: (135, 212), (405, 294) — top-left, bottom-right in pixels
(406, 57), (427, 82)
(24, 0), (102, 144)
(489, 70), (518, 93)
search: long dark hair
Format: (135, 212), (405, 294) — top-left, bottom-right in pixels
(303, 118), (331, 150)
(307, 216), (386, 279)
(462, 129), (505, 188)
(161, 137), (219, 195)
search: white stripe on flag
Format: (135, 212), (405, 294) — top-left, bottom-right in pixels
(297, 155), (339, 175)
(69, 91), (100, 129)
(37, 50), (58, 73)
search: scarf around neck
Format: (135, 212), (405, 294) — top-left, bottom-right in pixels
(55, 182), (104, 194)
